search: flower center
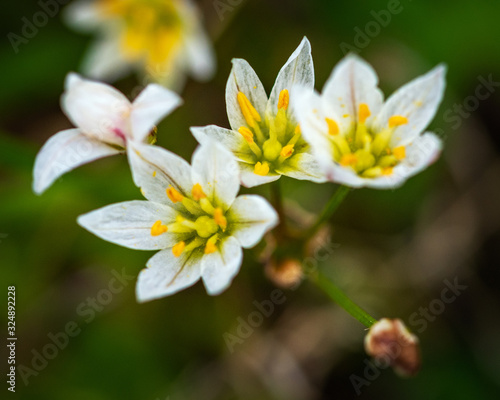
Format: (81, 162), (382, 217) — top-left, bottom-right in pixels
(236, 89), (305, 176)
(327, 103), (408, 178)
(150, 183), (228, 256)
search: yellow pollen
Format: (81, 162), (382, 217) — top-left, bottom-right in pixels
(358, 103), (371, 123)
(294, 125), (301, 135)
(204, 241), (217, 254)
(237, 91), (261, 126)
(152, 171), (157, 177)
(325, 118), (339, 135)
(166, 186), (183, 203)
(343, 114), (349, 118)
(382, 167), (394, 176)
(280, 145), (294, 159)
(191, 183), (206, 201)
(388, 115), (408, 128)
(277, 89), (289, 110)
(340, 154), (358, 166)
(393, 146), (406, 160)
(238, 126), (254, 144)
(214, 208), (227, 230)
(172, 241), (186, 257)
(254, 162), (270, 176)
(150, 220), (168, 236)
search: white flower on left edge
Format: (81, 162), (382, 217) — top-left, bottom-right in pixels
(78, 141), (278, 302)
(32, 73), (181, 194)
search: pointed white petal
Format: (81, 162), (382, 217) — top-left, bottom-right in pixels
(191, 141), (240, 210)
(201, 236), (243, 295)
(276, 152), (326, 182)
(130, 84), (182, 143)
(374, 65), (447, 146)
(127, 143), (193, 207)
(323, 163), (367, 187)
(267, 37), (314, 118)
(33, 129), (120, 195)
(62, 73), (131, 146)
(77, 200), (181, 250)
(184, 28), (216, 81)
(227, 195), (279, 248)
(226, 59), (268, 131)
(239, 163), (281, 188)
(136, 249), (203, 302)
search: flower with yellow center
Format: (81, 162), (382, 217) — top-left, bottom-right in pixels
(191, 37), (325, 187)
(64, 0), (215, 89)
(293, 55), (446, 189)
(78, 141), (278, 302)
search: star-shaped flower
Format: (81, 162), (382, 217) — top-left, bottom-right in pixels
(191, 37), (325, 187)
(78, 141), (278, 301)
(33, 73), (181, 194)
(293, 55), (446, 189)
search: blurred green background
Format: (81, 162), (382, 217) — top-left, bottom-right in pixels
(2, 0), (500, 399)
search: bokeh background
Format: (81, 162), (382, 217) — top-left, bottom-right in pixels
(2, 0), (500, 399)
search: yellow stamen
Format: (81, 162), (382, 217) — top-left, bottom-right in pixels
(214, 208), (227, 231)
(359, 103), (371, 123)
(254, 162), (270, 176)
(388, 116), (408, 128)
(166, 186), (183, 203)
(237, 91), (261, 127)
(280, 145), (294, 159)
(152, 171), (157, 177)
(294, 125), (301, 135)
(277, 89), (289, 110)
(340, 154), (358, 166)
(393, 146), (406, 160)
(172, 241), (186, 257)
(191, 183), (206, 201)
(382, 167), (394, 176)
(343, 114), (349, 118)
(238, 126), (254, 144)
(204, 241), (217, 254)
(325, 118), (339, 135)
(150, 220), (168, 236)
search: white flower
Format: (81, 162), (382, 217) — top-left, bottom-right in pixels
(77, 141), (278, 301)
(191, 37), (325, 187)
(33, 73), (181, 194)
(64, 0), (215, 89)
(293, 54), (446, 189)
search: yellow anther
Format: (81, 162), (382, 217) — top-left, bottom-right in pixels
(278, 89), (289, 110)
(358, 103), (371, 123)
(340, 154), (358, 166)
(393, 146), (406, 160)
(237, 91), (261, 127)
(388, 115), (408, 128)
(343, 114), (349, 118)
(191, 183), (206, 201)
(382, 167), (394, 176)
(172, 241), (186, 257)
(325, 118), (339, 135)
(238, 126), (254, 144)
(150, 220), (168, 236)
(214, 208), (227, 231)
(152, 171), (157, 177)
(204, 241), (217, 254)
(280, 145), (294, 159)
(166, 186), (183, 203)
(254, 162), (270, 176)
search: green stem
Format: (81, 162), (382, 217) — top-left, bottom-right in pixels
(304, 185), (350, 240)
(312, 271), (377, 328)
(271, 180), (287, 238)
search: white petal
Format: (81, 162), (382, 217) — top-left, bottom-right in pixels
(63, 0), (103, 31)
(227, 195), (279, 248)
(323, 54), (384, 132)
(191, 141), (240, 210)
(62, 73), (131, 146)
(33, 129), (120, 195)
(184, 28), (216, 81)
(226, 59), (268, 131)
(374, 65), (447, 147)
(136, 249), (203, 302)
(77, 201), (181, 250)
(323, 163), (367, 188)
(127, 143), (193, 208)
(239, 163), (281, 188)
(201, 236), (243, 295)
(276, 152), (326, 183)
(190, 125), (254, 163)
(267, 37), (314, 118)
(130, 84), (182, 143)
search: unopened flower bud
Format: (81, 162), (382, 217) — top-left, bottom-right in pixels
(265, 258), (303, 289)
(364, 318), (421, 377)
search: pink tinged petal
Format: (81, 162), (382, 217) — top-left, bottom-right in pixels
(239, 163), (281, 188)
(374, 65), (447, 147)
(227, 195), (279, 248)
(201, 236), (243, 295)
(77, 200), (180, 251)
(62, 73), (132, 146)
(32, 128), (121, 195)
(130, 84), (182, 143)
(136, 249), (203, 302)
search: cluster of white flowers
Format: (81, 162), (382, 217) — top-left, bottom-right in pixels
(33, 36), (446, 302)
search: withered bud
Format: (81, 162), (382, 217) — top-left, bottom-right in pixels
(265, 258), (303, 289)
(364, 318), (421, 377)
